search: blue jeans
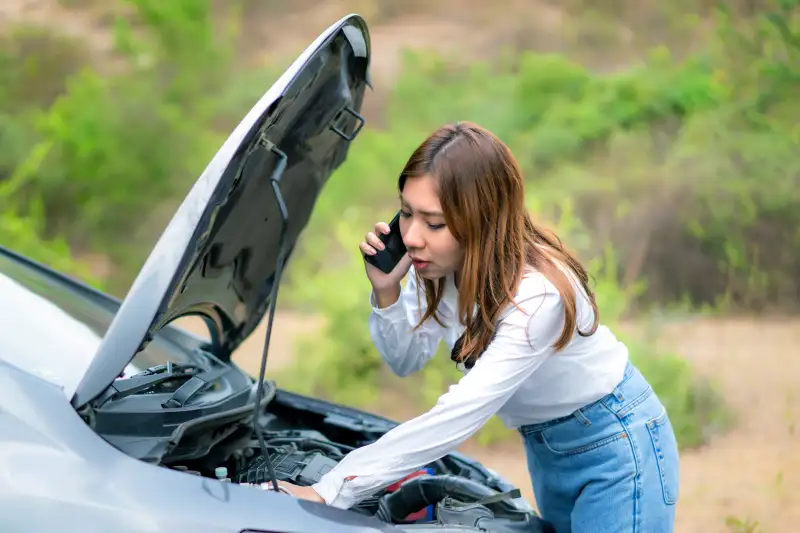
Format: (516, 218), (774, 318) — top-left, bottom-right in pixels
(518, 362), (680, 533)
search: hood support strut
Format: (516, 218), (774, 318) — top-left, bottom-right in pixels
(251, 133), (288, 492)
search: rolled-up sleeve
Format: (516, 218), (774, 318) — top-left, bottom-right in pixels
(368, 268), (446, 377)
(313, 284), (563, 509)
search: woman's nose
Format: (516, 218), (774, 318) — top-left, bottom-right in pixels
(402, 220), (425, 249)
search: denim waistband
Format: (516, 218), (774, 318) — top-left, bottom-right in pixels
(518, 360), (644, 434)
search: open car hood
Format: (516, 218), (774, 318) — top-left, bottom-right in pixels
(72, 15), (371, 408)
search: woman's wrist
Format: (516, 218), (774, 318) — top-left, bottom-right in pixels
(265, 481), (325, 503)
(373, 284), (401, 309)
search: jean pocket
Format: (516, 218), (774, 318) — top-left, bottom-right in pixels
(646, 410), (680, 505)
(537, 416), (628, 456)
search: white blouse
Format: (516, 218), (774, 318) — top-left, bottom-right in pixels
(312, 266), (629, 509)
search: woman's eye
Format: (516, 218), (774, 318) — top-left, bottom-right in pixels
(399, 210), (411, 218)
(428, 223), (445, 230)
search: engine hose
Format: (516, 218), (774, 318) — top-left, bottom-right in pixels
(376, 475), (522, 523)
(264, 438), (344, 458)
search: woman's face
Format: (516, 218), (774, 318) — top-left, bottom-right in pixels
(399, 174), (464, 280)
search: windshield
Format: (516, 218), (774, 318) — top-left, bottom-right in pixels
(0, 251), (198, 399)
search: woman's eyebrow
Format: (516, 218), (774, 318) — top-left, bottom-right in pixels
(399, 197), (444, 217)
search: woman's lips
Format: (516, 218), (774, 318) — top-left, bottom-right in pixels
(411, 259), (430, 269)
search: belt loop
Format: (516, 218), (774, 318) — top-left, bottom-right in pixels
(574, 409), (592, 426)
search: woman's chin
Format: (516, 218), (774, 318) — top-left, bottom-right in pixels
(414, 265), (435, 279)
(415, 265), (450, 281)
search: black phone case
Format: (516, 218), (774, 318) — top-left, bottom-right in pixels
(364, 212), (407, 274)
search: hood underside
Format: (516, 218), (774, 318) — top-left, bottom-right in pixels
(72, 15), (371, 408)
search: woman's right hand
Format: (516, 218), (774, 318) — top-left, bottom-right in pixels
(360, 221), (412, 307)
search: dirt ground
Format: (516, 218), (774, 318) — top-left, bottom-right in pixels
(192, 313), (800, 533)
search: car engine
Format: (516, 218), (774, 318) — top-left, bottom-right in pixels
(96, 365), (554, 533)
(166, 422), (554, 533)
(234, 430), (342, 486)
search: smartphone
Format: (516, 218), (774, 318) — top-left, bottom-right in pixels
(364, 212), (407, 274)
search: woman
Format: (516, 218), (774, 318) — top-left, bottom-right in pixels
(284, 122), (680, 532)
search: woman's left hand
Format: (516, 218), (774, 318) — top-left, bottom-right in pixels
(279, 481), (325, 503)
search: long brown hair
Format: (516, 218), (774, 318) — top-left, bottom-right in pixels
(398, 122), (599, 367)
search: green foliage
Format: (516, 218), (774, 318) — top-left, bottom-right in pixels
(0, 0), (255, 293)
(0, 208), (99, 285)
(0, 28), (97, 284)
(0, 0), (794, 452)
(725, 515), (762, 533)
(277, 4), (799, 447)
(281, 214), (387, 406)
(374, 2), (800, 311)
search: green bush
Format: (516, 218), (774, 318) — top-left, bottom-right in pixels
(0, 0), (257, 294)
(3, 0), (795, 308)
(0, 27), (98, 285)
(0, 0), (794, 451)
(373, 2), (799, 312)
(0, 208), (99, 285)
(276, 5), (800, 447)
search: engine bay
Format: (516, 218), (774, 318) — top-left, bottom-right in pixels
(150, 387), (554, 533)
(86, 359), (553, 532)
